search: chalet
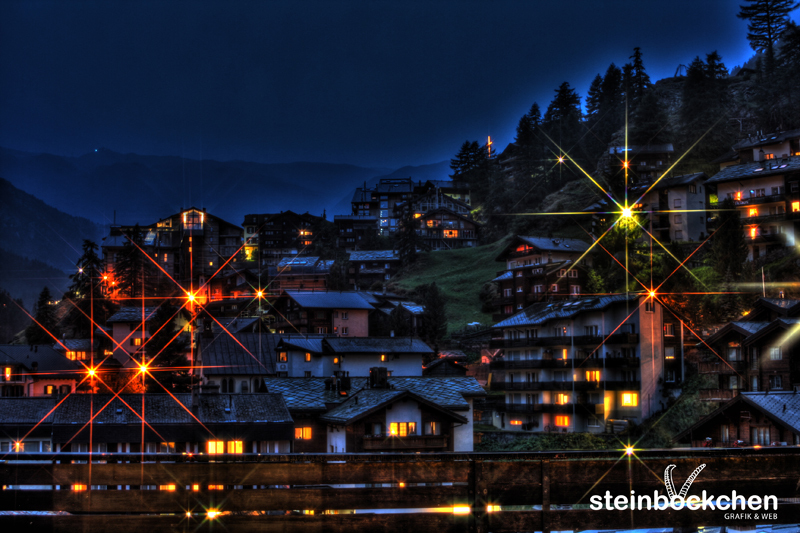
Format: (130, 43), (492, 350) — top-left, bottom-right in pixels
(423, 357), (468, 377)
(241, 211), (325, 267)
(347, 250), (401, 289)
(197, 331), (279, 393)
(489, 294), (672, 433)
(0, 345), (82, 397)
(491, 235), (592, 322)
(705, 130), (800, 261)
(416, 207), (479, 250)
(263, 374), (485, 453)
(675, 391), (800, 447)
(0, 393), (294, 456)
(102, 207), (244, 302)
(271, 290), (376, 336)
(609, 143), (674, 182)
(268, 256), (335, 291)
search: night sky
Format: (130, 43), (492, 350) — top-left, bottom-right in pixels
(1, 1), (794, 170)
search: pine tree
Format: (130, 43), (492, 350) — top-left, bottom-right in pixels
(416, 282), (447, 355)
(395, 200), (420, 267)
(63, 240), (115, 338)
(629, 47), (651, 107)
(738, 0), (799, 74)
(145, 305), (191, 392)
(777, 21), (800, 128)
(25, 286), (60, 345)
(542, 82), (583, 189)
(630, 89), (671, 146)
(585, 74), (603, 117)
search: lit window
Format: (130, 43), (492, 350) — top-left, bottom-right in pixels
(749, 208), (758, 217)
(556, 393), (569, 405)
(665, 346), (675, 360)
(769, 347), (782, 360)
(159, 484), (176, 491)
(555, 416), (569, 427)
(227, 441), (243, 454)
(208, 485), (224, 490)
(305, 353), (311, 362)
(381, 354), (386, 362)
(207, 441), (224, 454)
(622, 392), (639, 406)
(4, 367), (11, 381)
(750, 227), (757, 238)
(389, 422), (398, 436)
(333, 357), (339, 365)
(510, 420), (522, 426)
(295, 427), (312, 440)
(389, 422), (416, 436)
(735, 191), (742, 201)
(551, 284), (559, 292)
(132, 338), (143, 347)
(72, 484), (87, 491)
(278, 352), (287, 362)
(66, 351), (76, 360)
(586, 370), (600, 382)
(664, 323), (675, 336)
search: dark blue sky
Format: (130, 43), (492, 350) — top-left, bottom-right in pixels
(1, 1), (795, 169)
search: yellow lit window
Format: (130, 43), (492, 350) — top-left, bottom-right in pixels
(278, 352), (287, 362)
(4, 367), (11, 380)
(735, 191), (742, 201)
(159, 484), (176, 491)
(132, 338), (143, 347)
(561, 348), (568, 359)
(555, 416), (569, 427)
(750, 227), (757, 238)
(13, 441), (23, 452)
(556, 393), (569, 405)
(227, 441), (243, 454)
(192, 484), (200, 491)
(793, 201), (800, 213)
(622, 392), (639, 406)
(295, 427), (312, 440)
(72, 484), (87, 491)
(586, 370), (600, 382)
(207, 440), (224, 454)
(208, 485), (224, 490)
(389, 422), (398, 436)
(380, 354), (386, 362)
(333, 357), (339, 365)
(66, 351), (76, 360)
(510, 420), (522, 426)
(749, 208), (758, 217)
(305, 352), (311, 362)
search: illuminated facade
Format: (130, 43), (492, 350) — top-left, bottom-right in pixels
(241, 210), (325, 267)
(0, 345), (81, 397)
(102, 207), (244, 302)
(706, 131), (800, 261)
(489, 294), (673, 433)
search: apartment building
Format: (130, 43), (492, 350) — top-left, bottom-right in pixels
(489, 294), (672, 433)
(241, 211), (325, 267)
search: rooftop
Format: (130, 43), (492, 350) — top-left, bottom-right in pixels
(286, 291), (376, 310)
(493, 294), (639, 328)
(349, 250), (400, 262)
(199, 332), (279, 376)
(324, 337), (432, 354)
(705, 156), (800, 185)
(107, 307), (161, 323)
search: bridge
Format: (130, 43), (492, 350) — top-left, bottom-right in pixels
(1, 448), (798, 532)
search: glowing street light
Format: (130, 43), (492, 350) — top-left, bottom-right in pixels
(187, 292), (196, 303)
(625, 446), (635, 456)
(621, 207), (632, 219)
(256, 290), (263, 298)
(557, 156), (565, 164)
(649, 291), (656, 299)
(207, 509), (221, 520)
(87, 367), (97, 377)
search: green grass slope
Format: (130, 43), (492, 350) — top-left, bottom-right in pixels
(393, 238), (510, 334)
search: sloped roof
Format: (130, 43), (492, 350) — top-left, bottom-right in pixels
(732, 128), (800, 151)
(55, 339), (98, 352)
(107, 306), (160, 323)
(286, 291), (375, 310)
(740, 392), (800, 432)
(276, 336), (325, 353)
(742, 317), (800, 346)
(492, 271), (513, 282)
(323, 337), (432, 354)
(320, 389), (467, 425)
(199, 332), (279, 376)
(756, 297), (800, 315)
(496, 235), (591, 262)
(263, 377), (368, 411)
(700, 321), (770, 346)
(214, 317), (260, 334)
(0, 344), (83, 374)
(349, 250), (400, 262)
(493, 294), (639, 328)
(418, 206), (480, 226)
(0, 397), (58, 424)
(705, 156), (800, 185)
(388, 376), (486, 409)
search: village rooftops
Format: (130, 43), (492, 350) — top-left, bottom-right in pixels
(0, 396), (58, 425)
(285, 291), (375, 310)
(107, 307), (161, 323)
(0, 345), (83, 376)
(320, 389), (468, 425)
(493, 294), (639, 328)
(698, 321), (771, 346)
(495, 235), (591, 262)
(628, 172), (707, 191)
(276, 336), (326, 354)
(731, 128), (800, 151)
(199, 332), (279, 376)
(704, 156), (800, 185)
(348, 250), (400, 262)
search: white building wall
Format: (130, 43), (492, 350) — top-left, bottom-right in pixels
(327, 425), (347, 453)
(384, 400), (422, 428)
(340, 354), (422, 376)
(452, 399), (473, 451)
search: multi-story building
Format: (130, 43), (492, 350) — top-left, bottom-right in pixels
(271, 291), (374, 336)
(0, 345), (82, 397)
(705, 130), (800, 261)
(416, 208), (480, 250)
(609, 143), (675, 182)
(491, 235), (592, 322)
(697, 298), (800, 402)
(102, 207), (244, 302)
(333, 215), (378, 251)
(241, 211), (325, 267)
(627, 172), (710, 243)
(268, 256), (335, 291)
(347, 250), (401, 289)
(274, 336), (430, 378)
(489, 294), (673, 433)
(106, 307), (190, 369)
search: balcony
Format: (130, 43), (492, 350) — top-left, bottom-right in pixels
(490, 380), (635, 392)
(489, 332), (639, 350)
(745, 233), (783, 244)
(498, 402), (604, 414)
(733, 193), (785, 207)
(698, 361), (745, 374)
(489, 358), (570, 370)
(699, 389), (739, 401)
(741, 213), (787, 225)
(491, 296), (516, 307)
(362, 435), (448, 450)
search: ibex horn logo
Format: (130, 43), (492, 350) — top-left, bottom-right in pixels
(664, 463), (706, 500)
(590, 462), (778, 511)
